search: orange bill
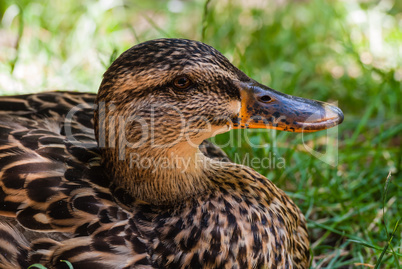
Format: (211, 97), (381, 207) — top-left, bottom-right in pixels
(232, 81), (344, 132)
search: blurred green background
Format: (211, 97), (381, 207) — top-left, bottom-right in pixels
(0, 0), (401, 268)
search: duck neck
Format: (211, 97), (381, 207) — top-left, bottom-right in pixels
(105, 142), (214, 206)
(94, 100), (227, 206)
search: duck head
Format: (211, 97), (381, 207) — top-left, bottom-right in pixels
(94, 38), (343, 204)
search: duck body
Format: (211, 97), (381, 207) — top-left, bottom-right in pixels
(0, 92), (308, 268)
(0, 39), (343, 268)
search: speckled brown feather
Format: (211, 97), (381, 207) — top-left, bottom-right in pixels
(0, 39), (310, 268)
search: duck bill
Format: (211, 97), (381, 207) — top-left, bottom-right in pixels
(232, 81), (344, 132)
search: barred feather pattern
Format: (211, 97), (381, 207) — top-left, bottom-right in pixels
(0, 223), (29, 268)
(0, 92), (150, 268)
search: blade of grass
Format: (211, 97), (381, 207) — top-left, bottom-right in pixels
(142, 13), (170, 37)
(375, 172), (401, 269)
(347, 97), (379, 147)
(309, 220), (402, 257)
(374, 218), (401, 269)
(28, 265), (47, 269)
(60, 260), (74, 269)
(388, 219), (401, 269)
(9, 4), (23, 73)
(372, 123), (402, 145)
(201, 0), (211, 42)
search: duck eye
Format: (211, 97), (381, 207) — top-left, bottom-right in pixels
(173, 76), (192, 89)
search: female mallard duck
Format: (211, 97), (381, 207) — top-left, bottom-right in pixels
(0, 39), (343, 268)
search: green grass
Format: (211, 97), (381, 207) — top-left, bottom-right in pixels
(28, 260), (74, 269)
(1, 0), (401, 268)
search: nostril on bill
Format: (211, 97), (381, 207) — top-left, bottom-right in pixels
(257, 95), (272, 103)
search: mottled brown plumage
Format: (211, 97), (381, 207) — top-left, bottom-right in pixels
(0, 39), (343, 268)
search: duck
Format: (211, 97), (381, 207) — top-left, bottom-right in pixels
(0, 38), (343, 269)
